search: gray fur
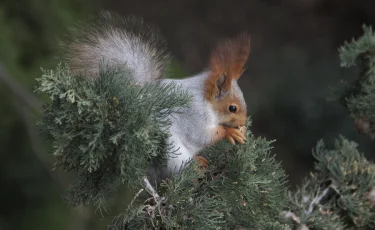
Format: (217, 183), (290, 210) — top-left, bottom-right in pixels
(60, 11), (170, 83)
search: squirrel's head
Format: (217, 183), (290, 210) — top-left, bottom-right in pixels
(204, 33), (250, 128)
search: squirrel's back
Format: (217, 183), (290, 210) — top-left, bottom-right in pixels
(60, 11), (170, 84)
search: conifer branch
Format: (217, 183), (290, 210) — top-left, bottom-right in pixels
(305, 182), (336, 215)
(143, 177), (161, 199)
(284, 211), (301, 224)
(337, 25), (375, 139)
(142, 177), (167, 220)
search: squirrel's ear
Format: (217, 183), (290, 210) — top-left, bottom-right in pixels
(208, 33), (251, 81)
(204, 72), (232, 101)
(231, 33), (251, 80)
(205, 33), (250, 101)
(215, 73), (231, 99)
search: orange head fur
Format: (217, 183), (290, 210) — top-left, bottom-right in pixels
(204, 33), (250, 128)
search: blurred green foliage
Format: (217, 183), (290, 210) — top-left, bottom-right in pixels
(0, 0), (99, 229)
(0, 0), (92, 83)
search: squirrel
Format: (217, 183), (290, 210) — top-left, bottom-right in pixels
(60, 11), (250, 174)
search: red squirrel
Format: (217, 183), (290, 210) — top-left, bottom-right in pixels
(60, 11), (250, 173)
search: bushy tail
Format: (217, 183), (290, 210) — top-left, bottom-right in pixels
(59, 11), (170, 83)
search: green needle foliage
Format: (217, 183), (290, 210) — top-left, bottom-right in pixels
(282, 25), (375, 230)
(286, 136), (375, 229)
(109, 120), (289, 229)
(35, 63), (190, 208)
(339, 25), (375, 139)
(35, 22), (375, 230)
(35, 61), (290, 229)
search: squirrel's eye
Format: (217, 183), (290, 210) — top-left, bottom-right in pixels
(229, 105), (237, 113)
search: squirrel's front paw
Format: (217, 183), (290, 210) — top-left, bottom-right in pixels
(193, 155), (208, 182)
(193, 155), (208, 168)
(225, 126), (246, 145)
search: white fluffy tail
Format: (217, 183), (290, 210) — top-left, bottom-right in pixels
(60, 11), (170, 83)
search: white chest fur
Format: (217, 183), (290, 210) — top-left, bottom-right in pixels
(160, 72), (218, 172)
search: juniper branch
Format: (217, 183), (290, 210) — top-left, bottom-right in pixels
(305, 182), (336, 215)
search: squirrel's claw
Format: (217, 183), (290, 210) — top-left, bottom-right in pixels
(226, 135), (236, 145)
(225, 126), (246, 145)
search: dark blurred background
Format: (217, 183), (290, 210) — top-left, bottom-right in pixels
(1, 0), (375, 229)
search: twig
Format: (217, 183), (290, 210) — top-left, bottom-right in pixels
(130, 189), (144, 207)
(121, 188), (145, 229)
(285, 182), (337, 229)
(143, 177), (160, 199)
(306, 185), (332, 215)
(284, 211), (309, 230)
(142, 177), (167, 220)
(284, 211), (301, 224)
(0, 62), (42, 111)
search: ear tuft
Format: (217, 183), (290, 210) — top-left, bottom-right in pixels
(209, 33), (251, 81)
(204, 33), (251, 101)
